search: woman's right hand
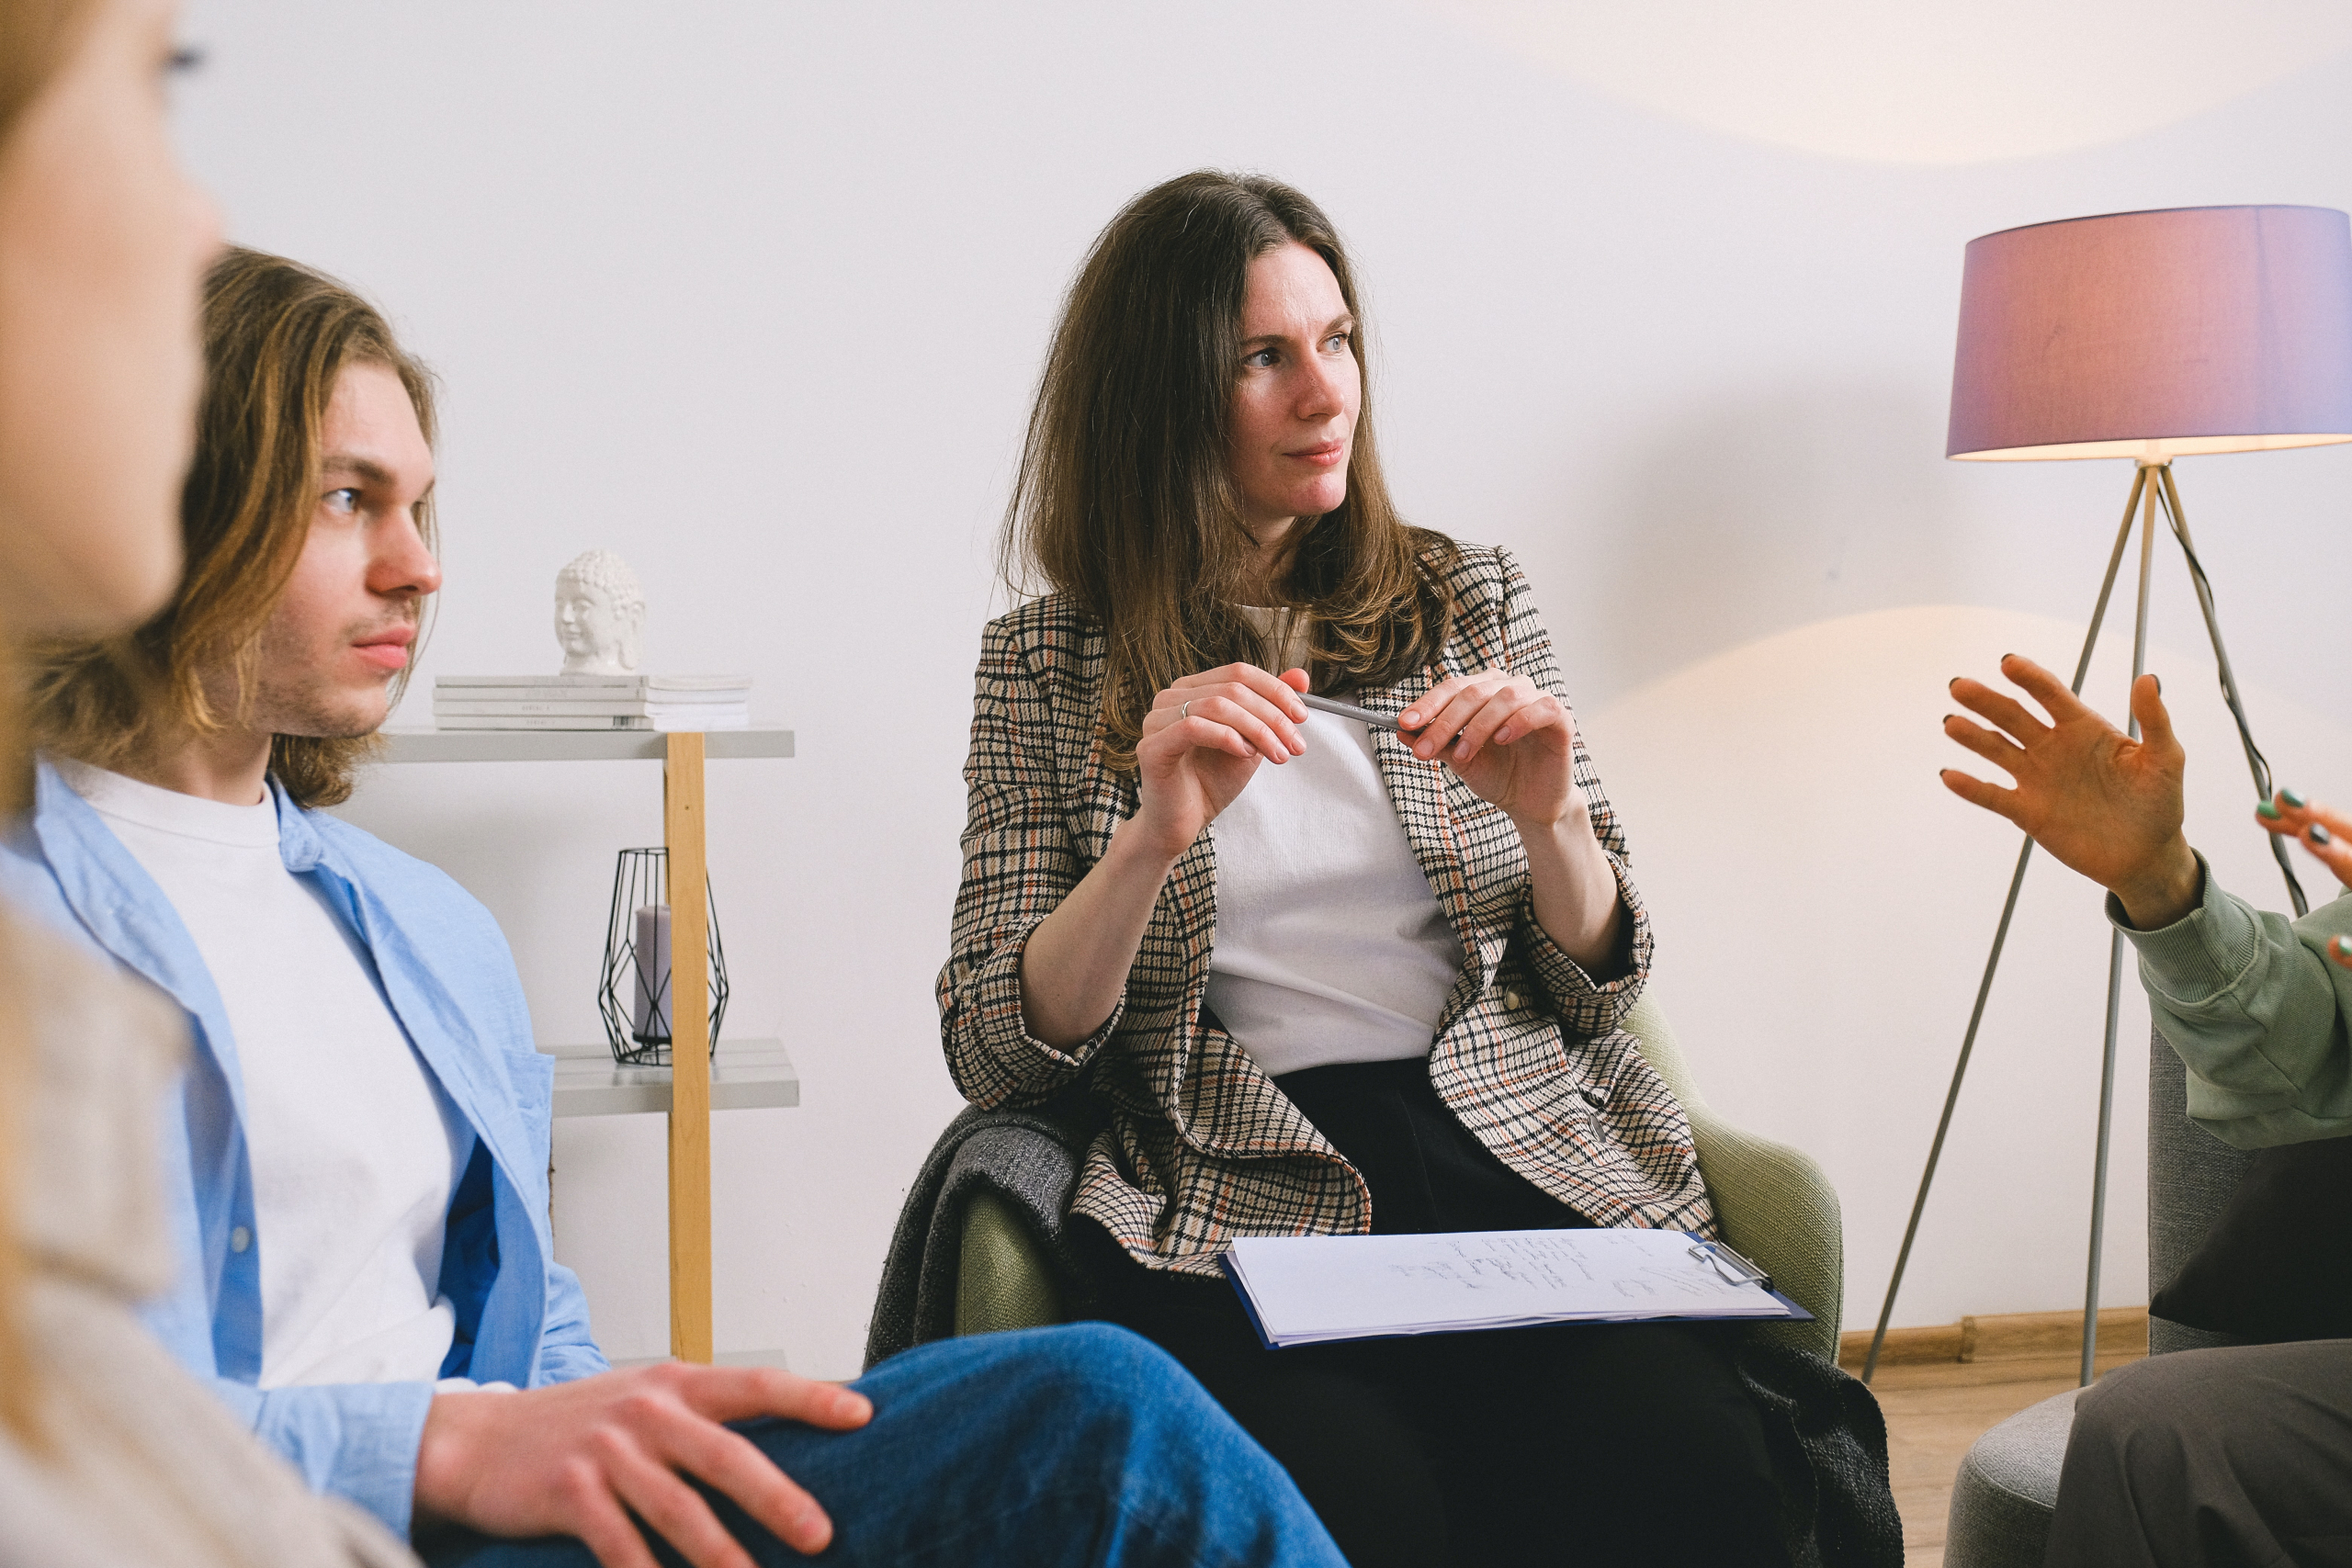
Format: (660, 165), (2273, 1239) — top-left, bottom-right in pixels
(1942, 654), (2200, 929)
(1130, 663), (1310, 862)
(1013, 662), (1308, 1049)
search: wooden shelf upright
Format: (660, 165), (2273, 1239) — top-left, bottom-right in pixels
(661, 733), (713, 1362)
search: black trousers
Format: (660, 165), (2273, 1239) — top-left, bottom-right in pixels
(1079, 1058), (1786, 1568)
(2046, 1340), (2352, 1567)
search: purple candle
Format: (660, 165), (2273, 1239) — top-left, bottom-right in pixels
(630, 902), (672, 1044)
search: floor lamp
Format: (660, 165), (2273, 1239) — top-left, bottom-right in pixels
(1863, 205), (2352, 1388)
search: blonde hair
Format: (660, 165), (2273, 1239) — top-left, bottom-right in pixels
(0, 0), (102, 1451)
(30, 247), (437, 808)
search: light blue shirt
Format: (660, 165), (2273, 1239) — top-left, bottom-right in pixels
(0, 760), (607, 1536)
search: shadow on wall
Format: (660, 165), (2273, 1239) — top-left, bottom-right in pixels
(1415, 0), (2352, 165)
(1569, 376), (1966, 701)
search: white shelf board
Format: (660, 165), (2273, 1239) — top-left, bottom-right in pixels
(543, 1037), (800, 1118)
(375, 728), (794, 764)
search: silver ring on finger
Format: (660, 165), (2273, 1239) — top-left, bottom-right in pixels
(1181, 700), (1192, 721)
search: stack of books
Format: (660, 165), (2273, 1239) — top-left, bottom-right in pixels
(433, 674), (752, 731)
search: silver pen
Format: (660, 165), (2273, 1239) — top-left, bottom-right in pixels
(1297, 691), (1415, 733)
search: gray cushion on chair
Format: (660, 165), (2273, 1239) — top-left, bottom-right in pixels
(1943, 1390), (2079, 1568)
(2146, 1023), (2258, 1358)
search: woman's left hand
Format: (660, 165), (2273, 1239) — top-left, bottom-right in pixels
(2252, 790), (2352, 971)
(1399, 669), (1580, 829)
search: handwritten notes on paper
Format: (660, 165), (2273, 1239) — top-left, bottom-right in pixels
(1220, 1228), (1803, 1348)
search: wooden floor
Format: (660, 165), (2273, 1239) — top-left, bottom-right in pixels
(1840, 1309), (2148, 1567)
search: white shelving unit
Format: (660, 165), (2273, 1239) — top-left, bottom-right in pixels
(378, 728), (795, 764)
(374, 725), (795, 1363)
(543, 1037), (799, 1118)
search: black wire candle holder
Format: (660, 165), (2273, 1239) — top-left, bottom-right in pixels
(597, 846), (729, 1066)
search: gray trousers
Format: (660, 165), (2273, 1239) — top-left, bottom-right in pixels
(2045, 1340), (2352, 1567)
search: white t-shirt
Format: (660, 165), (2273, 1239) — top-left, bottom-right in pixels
(61, 760), (469, 1389)
(1204, 611), (1466, 1077)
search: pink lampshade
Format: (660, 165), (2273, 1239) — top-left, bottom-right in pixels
(1947, 205), (2352, 461)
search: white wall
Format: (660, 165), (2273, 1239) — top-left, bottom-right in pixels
(172, 0), (2352, 1377)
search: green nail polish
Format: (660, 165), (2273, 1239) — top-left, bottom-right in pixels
(2312, 823), (2333, 846)
(2283, 789), (2308, 808)
(2336, 936), (2352, 959)
(2258, 801), (2283, 819)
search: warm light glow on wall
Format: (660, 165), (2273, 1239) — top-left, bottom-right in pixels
(1420, 0), (2352, 165)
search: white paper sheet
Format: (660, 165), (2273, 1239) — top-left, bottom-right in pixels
(1222, 1227), (1801, 1348)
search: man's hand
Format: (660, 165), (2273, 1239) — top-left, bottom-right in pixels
(1941, 653), (2200, 929)
(414, 1363), (872, 1568)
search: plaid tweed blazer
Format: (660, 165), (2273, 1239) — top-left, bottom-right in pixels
(940, 543), (1716, 1274)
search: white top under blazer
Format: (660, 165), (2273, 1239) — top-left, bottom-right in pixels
(1204, 609), (1464, 1077)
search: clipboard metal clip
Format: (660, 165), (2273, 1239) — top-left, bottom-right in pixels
(1688, 1240), (1773, 1293)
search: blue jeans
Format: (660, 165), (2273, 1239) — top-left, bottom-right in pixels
(422, 1323), (1346, 1568)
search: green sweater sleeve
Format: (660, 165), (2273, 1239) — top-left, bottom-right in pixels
(2112, 852), (2352, 1149)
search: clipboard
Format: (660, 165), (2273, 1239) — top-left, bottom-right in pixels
(1216, 1227), (1815, 1351)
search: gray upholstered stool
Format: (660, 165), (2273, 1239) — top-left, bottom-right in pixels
(1940, 1027), (2255, 1564)
(1943, 1390), (2078, 1566)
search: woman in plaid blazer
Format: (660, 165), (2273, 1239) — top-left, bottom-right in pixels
(941, 172), (1785, 1567)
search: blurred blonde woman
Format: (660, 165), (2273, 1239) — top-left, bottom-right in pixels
(0, 1), (411, 1561)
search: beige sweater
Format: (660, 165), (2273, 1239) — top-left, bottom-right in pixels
(0, 913), (416, 1568)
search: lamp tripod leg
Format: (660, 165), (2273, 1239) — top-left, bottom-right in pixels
(2082, 470), (2159, 1386)
(1861, 465), (2148, 1384)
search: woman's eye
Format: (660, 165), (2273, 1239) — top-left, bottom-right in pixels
(1324, 332), (1352, 353)
(1244, 347), (1279, 369)
(323, 487), (361, 514)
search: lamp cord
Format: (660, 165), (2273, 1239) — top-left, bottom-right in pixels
(2152, 472), (2310, 917)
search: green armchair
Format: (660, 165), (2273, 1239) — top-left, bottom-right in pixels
(953, 993), (1845, 1364)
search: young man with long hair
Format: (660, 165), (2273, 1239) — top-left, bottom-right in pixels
(2, 243), (1346, 1568)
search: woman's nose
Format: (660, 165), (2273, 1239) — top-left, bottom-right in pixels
(1297, 358), (1349, 421)
(182, 181), (225, 275)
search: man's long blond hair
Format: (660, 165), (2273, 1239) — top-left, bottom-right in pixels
(0, 0), (102, 1450)
(29, 247), (438, 809)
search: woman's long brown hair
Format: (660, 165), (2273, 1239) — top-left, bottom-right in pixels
(29, 247), (437, 808)
(0, 0), (100, 1451)
(1000, 170), (1454, 770)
